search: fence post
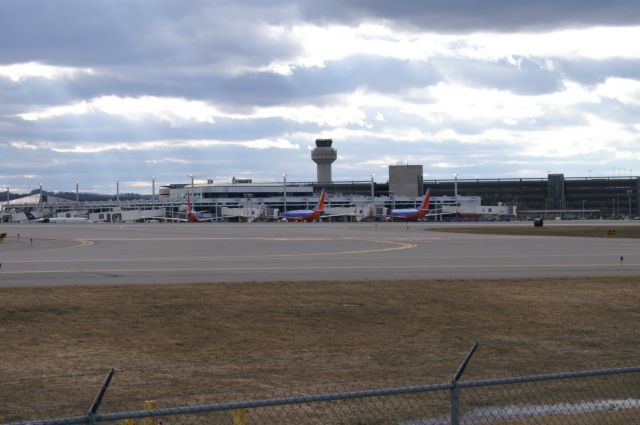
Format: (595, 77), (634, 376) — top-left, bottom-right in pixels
(450, 386), (461, 425)
(450, 342), (478, 425)
(87, 369), (115, 425)
(143, 401), (157, 425)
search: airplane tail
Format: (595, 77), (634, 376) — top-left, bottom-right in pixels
(315, 190), (326, 212)
(419, 189), (431, 210)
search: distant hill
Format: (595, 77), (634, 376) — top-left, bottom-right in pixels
(5, 190), (151, 203)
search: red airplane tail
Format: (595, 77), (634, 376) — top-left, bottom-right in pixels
(186, 191), (200, 222)
(420, 189), (431, 210)
(315, 190), (326, 212)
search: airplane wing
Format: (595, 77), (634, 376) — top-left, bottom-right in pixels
(154, 216), (188, 222)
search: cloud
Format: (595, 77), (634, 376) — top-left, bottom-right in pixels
(9, 138), (300, 153)
(18, 96), (219, 124)
(0, 62), (94, 82)
(297, 1), (640, 32)
(18, 94), (368, 127)
(0, 0), (299, 70)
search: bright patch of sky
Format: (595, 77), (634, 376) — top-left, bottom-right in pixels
(0, 62), (94, 82)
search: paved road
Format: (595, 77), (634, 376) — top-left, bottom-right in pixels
(0, 222), (637, 287)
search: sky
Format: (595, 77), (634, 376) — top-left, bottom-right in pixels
(1, 1), (640, 194)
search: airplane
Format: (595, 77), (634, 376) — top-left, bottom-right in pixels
(162, 192), (216, 223)
(387, 189), (432, 221)
(24, 211), (92, 223)
(281, 190), (326, 222)
(38, 217), (93, 224)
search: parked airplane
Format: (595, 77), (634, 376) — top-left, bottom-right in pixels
(162, 192), (216, 223)
(282, 190), (326, 222)
(387, 189), (432, 221)
(38, 217), (93, 224)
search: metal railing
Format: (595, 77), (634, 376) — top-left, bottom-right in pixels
(4, 349), (640, 425)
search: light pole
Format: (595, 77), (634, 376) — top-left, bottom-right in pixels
(75, 180), (79, 205)
(612, 198), (615, 219)
(116, 179), (120, 204)
(188, 172), (197, 189)
(545, 197), (548, 220)
(454, 173), (459, 213)
(151, 176), (156, 202)
(454, 173), (458, 199)
(370, 174), (375, 200)
(282, 173), (287, 213)
(39, 182), (43, 204)
(188, 172), (197, 205)
(370, 173), (376, 219)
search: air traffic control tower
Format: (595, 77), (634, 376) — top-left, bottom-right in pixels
(311, 139), (337, 183)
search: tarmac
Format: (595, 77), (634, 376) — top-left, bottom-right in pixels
(0, 222), (637, 287)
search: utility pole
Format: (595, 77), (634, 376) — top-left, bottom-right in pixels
(282, 173), (287, 213)
(188, 172), (197, 206)
(370, 173), (375, 219)
(454, 173), (459, 214)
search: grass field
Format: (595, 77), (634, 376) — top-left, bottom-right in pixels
(1, 277), (639, 421)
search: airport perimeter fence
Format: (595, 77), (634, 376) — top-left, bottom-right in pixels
(3, 358), (640, 425)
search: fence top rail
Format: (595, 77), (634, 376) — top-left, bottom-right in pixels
(458, 364), (640, 389)
(4, 364), (640, 425)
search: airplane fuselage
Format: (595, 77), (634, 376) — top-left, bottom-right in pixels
(282, 190), (326, 222)
(283, 209), (322, 222)
(39, 217), (92, 224)
(388, 189), (431, 222)
(389, 208), (426, 221)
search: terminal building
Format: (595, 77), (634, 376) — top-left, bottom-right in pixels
(2, 139), (639, 222)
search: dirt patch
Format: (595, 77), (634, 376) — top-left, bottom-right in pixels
(1, 277), (639, 421)
(430, 225), (640, 238)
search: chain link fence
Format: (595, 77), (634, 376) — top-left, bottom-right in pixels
(2, 364), (639, 425)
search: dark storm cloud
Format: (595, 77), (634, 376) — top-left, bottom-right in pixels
(298, 0), (640, 32)
(214, 56), (440, 107)
(0, 110), (319, 145)
(0, 0), (299, 68)
(0, 55), (440, 113)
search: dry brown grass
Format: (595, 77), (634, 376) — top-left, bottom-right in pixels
(1, 277), (639, 421)
(430, 224), (640, 238)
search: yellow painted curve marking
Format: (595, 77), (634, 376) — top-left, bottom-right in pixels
(71, 239), (95, 248)
(2, 263), (637, 275)
(1, 238), (416, 263)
